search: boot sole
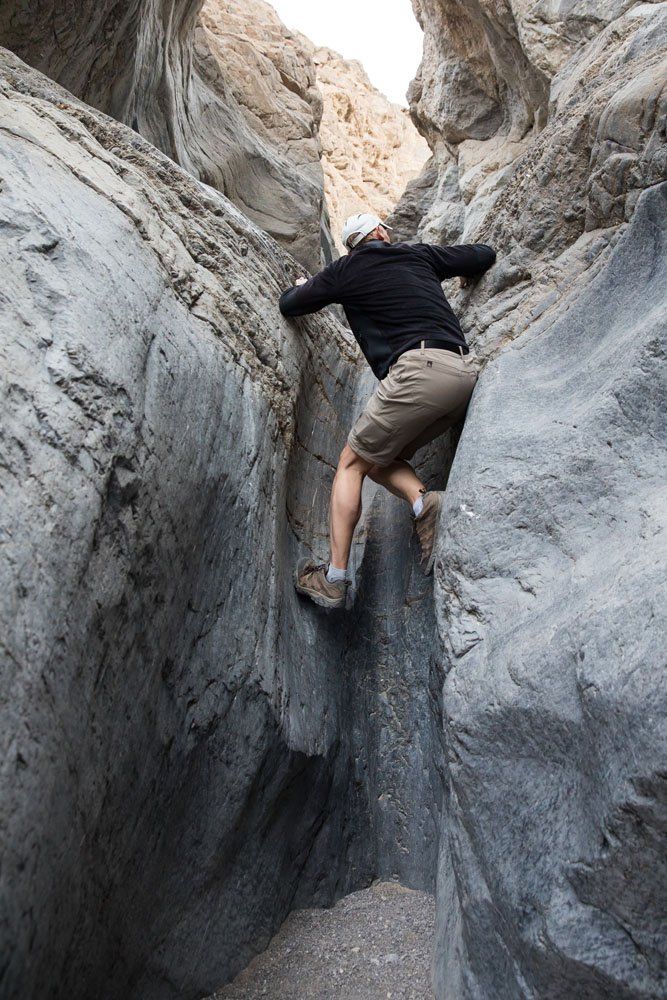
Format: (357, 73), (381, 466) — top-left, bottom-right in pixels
(294, 559), (346, 609)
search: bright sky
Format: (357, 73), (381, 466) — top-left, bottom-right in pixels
(266, 0), (423, 106)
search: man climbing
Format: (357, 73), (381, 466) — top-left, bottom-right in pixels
(279, 211), (496, 609)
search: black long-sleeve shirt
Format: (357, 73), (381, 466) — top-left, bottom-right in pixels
(279, 240), (496, 379)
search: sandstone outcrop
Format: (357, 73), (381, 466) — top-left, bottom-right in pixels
(311, 46), (430, 251)
(390, 1), (667, 996)
(0, 0), (331, 268)
(196, 0), (335, 266)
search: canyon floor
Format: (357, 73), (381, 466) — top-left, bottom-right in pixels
(209, 882), (435, 1000)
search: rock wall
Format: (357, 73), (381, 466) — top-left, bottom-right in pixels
(0, 44), (443, 1000)
(435, 178), (667, 1000)
(392, 1), (667, 996)
(0, 46), (358, 1000)
(395, 0), (666, 252)
(310, 46), (430, 252)
(0, 0), (331, 269)
(196, 0), (336, 266)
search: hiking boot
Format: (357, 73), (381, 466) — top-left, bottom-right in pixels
(415, 491), (444, 575)
(294, 558), (348, 609)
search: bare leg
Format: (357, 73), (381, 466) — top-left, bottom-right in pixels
(368, 459), (425, 505)
(329, 444), (373, 569)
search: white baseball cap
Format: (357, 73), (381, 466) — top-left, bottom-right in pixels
(342, 212), (392, 249)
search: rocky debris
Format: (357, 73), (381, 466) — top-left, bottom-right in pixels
(310, 47), (429, 252)
(0, 0), (331, 268)
(210, 881), (435, 999)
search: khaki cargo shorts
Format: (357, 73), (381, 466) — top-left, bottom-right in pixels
(347, 343), (479, 467)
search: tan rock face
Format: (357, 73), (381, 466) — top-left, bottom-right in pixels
(199, 0), (323, 158)
(312, 46), (430, 252)
(195, 1), (430, 260)
(197, 0), (335, 265)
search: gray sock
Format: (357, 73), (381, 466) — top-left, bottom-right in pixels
(412, 496), (424, 518)
(326, 564), (347, 583)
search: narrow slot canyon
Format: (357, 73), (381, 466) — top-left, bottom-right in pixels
(1, 1), (665, 999)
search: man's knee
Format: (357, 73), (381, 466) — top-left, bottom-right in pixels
(367, 462), (387, 481)
(337, 443), (371, 473)
(368, 458), (406, 479)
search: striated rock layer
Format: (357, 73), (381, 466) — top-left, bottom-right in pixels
(392, 1), (667, 996)
(0, 0), (331, 269)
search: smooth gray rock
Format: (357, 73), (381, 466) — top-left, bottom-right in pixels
(0, 47), (361, 1000)
(433, 183), (667, 999)
(2, 2), (667, 998)
(396, 3), (667, 996)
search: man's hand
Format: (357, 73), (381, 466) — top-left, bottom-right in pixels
(295, 276), (308, 287)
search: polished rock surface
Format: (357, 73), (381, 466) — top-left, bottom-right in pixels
(432, 182), (667, 1000)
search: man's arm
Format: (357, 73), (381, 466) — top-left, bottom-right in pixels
(420, 243), (496, 282)
(279, 262), (340, 317)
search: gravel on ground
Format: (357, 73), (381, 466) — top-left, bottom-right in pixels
(209, 880), (435, 999)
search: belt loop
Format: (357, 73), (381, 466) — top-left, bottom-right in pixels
(420, 340), (425, 356)
(458, 346), (464, 358)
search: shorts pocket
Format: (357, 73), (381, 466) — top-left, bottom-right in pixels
(385, 360), (411, 387)
(349, 405), (394, 460)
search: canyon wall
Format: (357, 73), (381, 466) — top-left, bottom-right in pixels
(1, 1), (666, 999)
(311, 46), (430, 252)
(0, 0), (331, 268)
(0, 45), (360, 999)
(435, 180), (667, 1000)
(393, 1), (667, 996)
(0, 38), (440, 1000)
